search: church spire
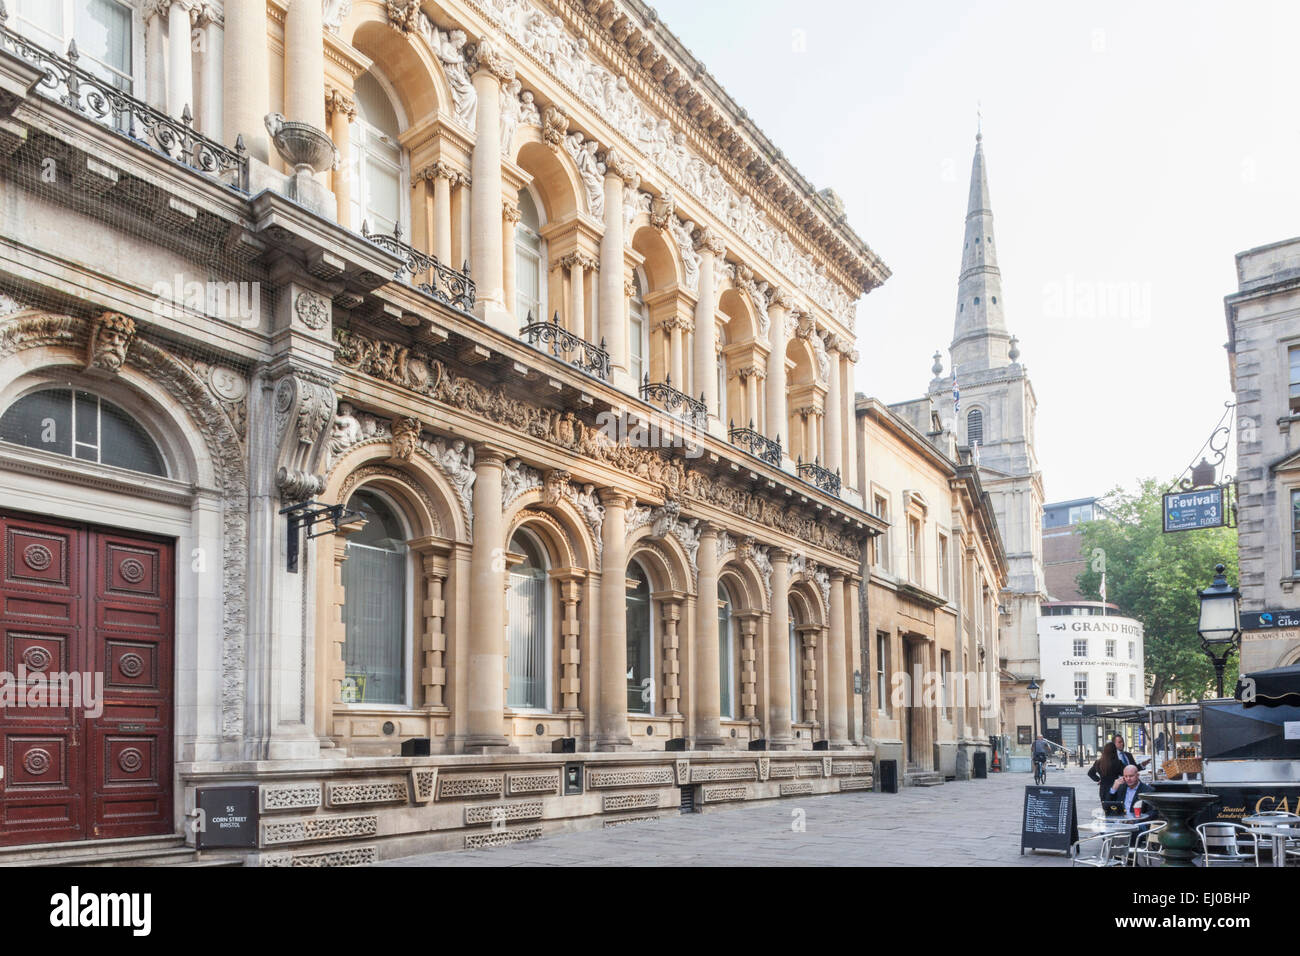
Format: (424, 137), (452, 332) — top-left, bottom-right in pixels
(950, 131), (1012, 375)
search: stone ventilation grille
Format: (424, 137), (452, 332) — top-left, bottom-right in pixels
(261, 815), (379, 846)
(464, 801), (545, 826)
(831, 761), (872, 777)
(796, 762), (824, 778)
(838, 777), (873, 791)
(260, 784), (323, 812)
(604, 815), (660, 829)
(768, 763), (798, 780)
(464, 825), (544, 849)
(586, 766), (675, 789)
(507, 771), (562, 795)
(262, 846), (378, 867)
(690, 764), (759, 782)
(327, 780), (410, 807)
(437, 774), (505, 800)
(602, 792), (662, 813)
(779, 781), (815, 796)
(412, 769), (437, 803)
(701, 785), (748, 803)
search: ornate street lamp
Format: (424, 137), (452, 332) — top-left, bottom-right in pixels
(1027, 679), (1040, 740)
(1197, 563), (1241, 698)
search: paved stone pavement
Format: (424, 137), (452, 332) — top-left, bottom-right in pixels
(382, 764), (1108, 866)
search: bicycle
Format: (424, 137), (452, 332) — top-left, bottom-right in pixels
(1033, 756), (1048, 785)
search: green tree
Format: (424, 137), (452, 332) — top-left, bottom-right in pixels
(1076, 478), (1238, 703)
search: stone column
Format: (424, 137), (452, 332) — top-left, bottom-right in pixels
(801, 628), (819, 732)
(433, 164), (454, 264)
(465, 445), (509, 751)
(469, 40), (514, 330)
(326, 89), (356, 225)
(223, 0), (270, 162)
(555, 572), (584, 712)
(659, 597), (682, 716)
(745, 368), (762, 432)
(283, 0), (326, 131)
(739, 614), (758, 721)
(694, 524), (724, 749)
(167, 0), (195, 120)
(568, 256), (585, 337)
(595, 489), (632, 750)
(197, 5), (223, 137)
(145, 7), (167, 111)
(827, 571), (850, 747)
(767, 291), (790, 453)
(768, 549), (793, 748)
(503, 200), (521, 321)
(667, 317), (685, 389)
(693, 228), (723, 422)
(411, 538), (450, 709)
(601, 150), (637, 384)
(824, 335), (843, 478)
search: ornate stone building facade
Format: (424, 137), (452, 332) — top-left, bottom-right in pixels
(0, 0), (886, 861)
(856, 398), (1006, 784)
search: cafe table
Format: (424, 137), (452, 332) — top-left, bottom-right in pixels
(1241, 813), (1300, 868)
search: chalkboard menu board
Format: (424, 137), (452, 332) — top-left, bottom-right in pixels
(196, 786), (259, 849)
(1020, 786), (1078, 854)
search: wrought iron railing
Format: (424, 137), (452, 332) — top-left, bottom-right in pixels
(729, 421), (781, 466)
(519, 311), (610, 380)
(640, 374), (708, 429)
(797, 457), (841, 497)
(360, 221), (475, 313)
(0, 16), (248, 191)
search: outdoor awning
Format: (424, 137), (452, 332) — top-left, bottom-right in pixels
(1235, 665), (1300, 708)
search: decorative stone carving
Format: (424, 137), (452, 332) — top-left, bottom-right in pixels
(464, 825), (542, 849)
(562, 132), (605, 218)
(604, 815), (660, 829)
(541, 468), (571, 506)
(734, 264), (771, 338)
(86, 311), (136, 373)
(542, 104), (569, 151)
(839, 777), (873, 791)
(273, 373), (335, 501)
(701, 785), (747, 803)
(411, 768), (437, 804)
(294, 291), (329, 331)
(690, 764), (758, 782)
(433, 28), (477, 128)
(780, 781), (813, 796)
(327, 780), (410, 807)
(669, 217), (700, 291)
(813, 329), (831, 382)
(327, 401), (364, 466)
(500, 78), (524, 150)
(814, 567), (831, 615)
(586, 766), (674, 788)
(649, 190), (675, 231)
(322, 0), (352, 34)
(464, 800), (543, 825)
(437, 774), (504, 800)
(507, 771), (561, 795)
(469, 35), (516, 82)
(386, 0), (421, 33)
(502, 457), (542, 508)
(422, 436), (476, 526)
(602, 147), (639, 187)
(626, 503), (653, 539)
(388, 416), (421, 463)
(742, 537), (773, 605)
(262, 846), (377, 867)
(603, 792), (662, 812)
(261, 814), (379, 846)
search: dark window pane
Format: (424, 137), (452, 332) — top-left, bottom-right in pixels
(626, 562), (652, 713)
(0, 388), (72, 456)
(74, 391), (98, 447)
(98, 400), (166, 475)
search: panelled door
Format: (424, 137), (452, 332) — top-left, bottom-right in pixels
(0, 511), (173, 846)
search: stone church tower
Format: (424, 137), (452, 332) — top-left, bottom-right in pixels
(928, 132), (1046, 748)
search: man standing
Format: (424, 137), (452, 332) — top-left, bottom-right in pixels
(1112, 733), (1149, 770)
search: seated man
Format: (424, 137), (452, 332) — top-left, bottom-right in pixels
(1104, 764), (1155, 817)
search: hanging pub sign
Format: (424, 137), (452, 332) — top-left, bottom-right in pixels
(1163, 486), (1226, 533)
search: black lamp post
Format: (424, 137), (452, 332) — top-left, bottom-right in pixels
(1197, 563), (1241, 698)
(1076, 693), (1085, 767)
(1027, 679), (1041, 740)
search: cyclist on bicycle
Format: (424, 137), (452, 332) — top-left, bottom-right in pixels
(1031, 734), (1051, 783)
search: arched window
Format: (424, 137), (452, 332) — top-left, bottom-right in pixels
(514, 188), (544, 326)
(628, 270), (647, 383)
(0, 388), (166, 476)
(341, 489), (409, 705)
(626, 560), (653, 714)
(789, 606), (801, 723)
(966, 408), (984, 446)
(350, 71), (403, 235)
(506, 529), (549, 710)
(718, 583), (735, 719)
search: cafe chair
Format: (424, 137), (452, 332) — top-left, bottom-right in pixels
(1129, 820), (1167, 867)
(1071, 832), (1129, 868)
(1195, 823), (1260, 867)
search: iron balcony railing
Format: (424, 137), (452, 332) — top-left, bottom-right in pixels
(360, 221), (475, 313)
(797, 456), (841, 497)
(0, 13), (248, 191)
(729, 420), (781, 466)
(640, 374), (707, 429)
(519, 311), (611, 381)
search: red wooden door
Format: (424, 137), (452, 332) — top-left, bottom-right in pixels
(0, 512), (174, 846)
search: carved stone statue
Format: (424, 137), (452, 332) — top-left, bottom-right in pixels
(328, 401), (364, 464)
(434, 29), (477, 129)
(86, 311), (136, 373)
(389, 416), (421, 463)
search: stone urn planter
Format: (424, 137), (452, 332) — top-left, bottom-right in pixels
(1144, 790), (1220, 867)
(264, 113), (338, 217)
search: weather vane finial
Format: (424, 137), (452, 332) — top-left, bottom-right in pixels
(977, 101), (982, 141)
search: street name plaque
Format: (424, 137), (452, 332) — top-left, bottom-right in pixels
(196, 786), (259, 849)
(1162, 487), (1225, 533)
(1020, 786), (1078, 855)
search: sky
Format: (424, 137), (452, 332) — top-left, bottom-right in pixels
(650, 0), (1299, 501)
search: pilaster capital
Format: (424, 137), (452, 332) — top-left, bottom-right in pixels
(692, 225), (725, 258)
(468, 36), (516, 84)
(598, 487), (634, 510)
(503, 199), (522, 224)
(601, 147), (640, 187)
(325, 87), (358, 121)
(473, 443), (510, 467)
